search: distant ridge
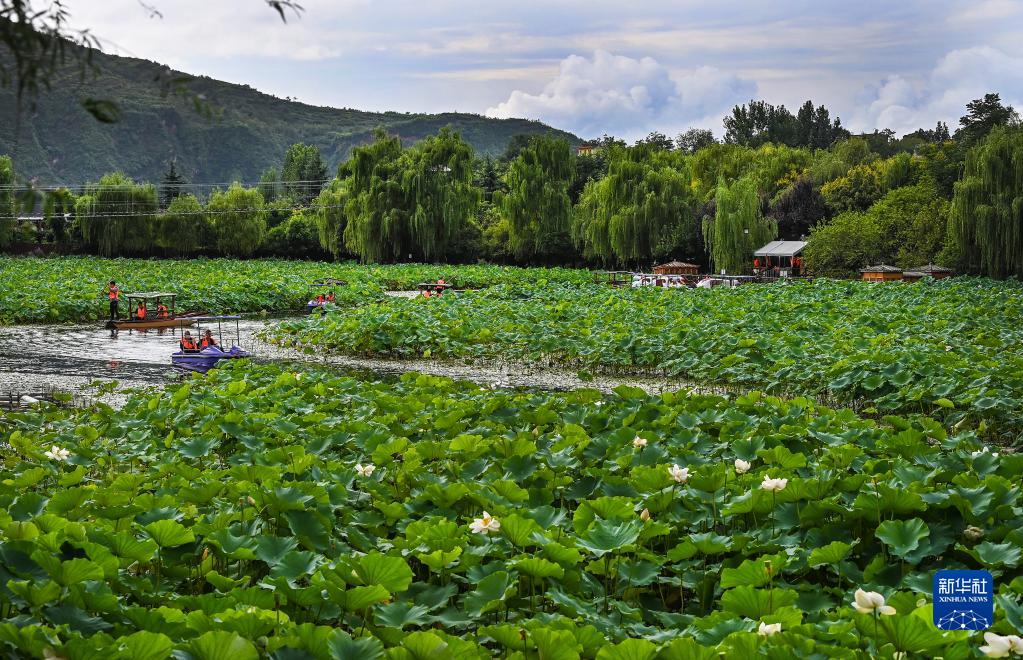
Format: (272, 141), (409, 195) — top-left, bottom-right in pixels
(0, 46), (580, 185)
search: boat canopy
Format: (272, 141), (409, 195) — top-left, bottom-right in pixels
(124, 292), (177, 299)
(754, 241), (807, 258)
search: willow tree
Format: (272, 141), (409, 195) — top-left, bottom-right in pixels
(312, 178), (350, 259)
(703, 177), (777, 274)
(157, 193), (206, 256)
(341, 129), (480, 263)
(573, 144), (695, 266)
(498, 135), (574, 262)
(0, 156), (14, 248)
(950, 127), (1023, 278)
(76, 173), (159, 256)
(207, 183), (267, 257)
(400, 128), (480, 262)
(342, 132), (408, 263)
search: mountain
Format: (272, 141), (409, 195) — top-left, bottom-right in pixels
(0, 46), (579, 186)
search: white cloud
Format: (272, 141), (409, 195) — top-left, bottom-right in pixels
(851, 46), (1023, 135)
(485, 50), (754, 139)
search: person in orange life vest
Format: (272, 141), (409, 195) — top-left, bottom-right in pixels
(316, 293), (326, 304)
(156, 303), (169, 318)
(327, 291), (335, 303)
(179, 331), (198, 352)
(104, 281), (120, 320)
(753, 258), (761, 270)
(435, 278), (446, 296)
(135, 302), (147, 319)
(421, 288), (431, 298)
(199, 329), (217, 349)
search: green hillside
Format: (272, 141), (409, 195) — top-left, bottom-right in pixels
(0, 47), (579, 185)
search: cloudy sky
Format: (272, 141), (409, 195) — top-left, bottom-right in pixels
(71, 0), (1023, 141)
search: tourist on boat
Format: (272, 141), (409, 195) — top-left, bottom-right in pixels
(156, 303), (169, 318)
(327, 291), (336, 303)
(104, 281), (120, 320)
(199, 330), (217, 349)
(136, 302), (148, 320)
(179, 331), (199, 352)
(316, 293), (326, 304)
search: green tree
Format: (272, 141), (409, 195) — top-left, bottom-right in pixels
(76, 172), (158, 256)
(498, 135), (574, 262)
(702, 177), (777, 274)
(312, 178), (349, 259)
(573, 144), (695, 266)
(341, 129), (480, 263)
(954, 93), (1019, 148)
(42, 186), (75, 245)
(206, 182), (266, 257)
(282, 143), (328, 204)
(263, 210), (325, 258)
(399, 128), (480, 262)
(160, 160), (185, 209)
(157, 193), (206, 256)
(803, 211), (883, 277)
(0, 155), (14, 248)
(258, 167), (283, 204)
(949, 127), (1023, 277)
(342, 131), (406, 262)
(675, 128), (717, 154)
(769, 176), (829, 240)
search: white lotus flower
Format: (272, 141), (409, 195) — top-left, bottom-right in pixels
(734, 458), (752, 474)
(469, 511), (500, 535)
(43, 446), (70, 462)
(639, 508), (650, 522)
(668, 464), (690, 483)
(633, 436), (648, 449)
(1010, 635), (1023, 654)
(980, 632), (1016, 658)
(354, 463), (375, 477)
(851, 588), (896, 615)
(760, 475), (788, 492)
(757, 621), (781, 636)
(972, 446), (999, 458)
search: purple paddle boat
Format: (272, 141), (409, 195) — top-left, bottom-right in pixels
(171, 316), (250, 373)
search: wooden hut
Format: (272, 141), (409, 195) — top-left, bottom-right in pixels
(653, 260), (700, 276)
(903, 264), (953, 281)
(860, 264), (904, 282)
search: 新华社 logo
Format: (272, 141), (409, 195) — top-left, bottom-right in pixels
(933, 570), (994, 630)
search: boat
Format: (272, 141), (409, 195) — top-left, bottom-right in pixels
(171, 316), (250, 373)
(417, 281), (453, 298)
(106, 292), (200, 330)
(305, 278), (346, 314)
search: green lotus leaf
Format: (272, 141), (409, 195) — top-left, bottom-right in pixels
(464, 570), (514, 617)
(575, 518), (642, 557)
(117, 631), (174, 660)
(500, 513), (543, 548)
(341, 585), (391, 612)
(514, 557), (565, 580)
(875, 518), (929, 560)
(595, 638), (657, 660)
(374, 601), (432, 629)
(532, 627), (581, 660)
(144, 520), (195, 548)
(720, 586), (798, 618)
(327, 630), (385, 660)
(808, 541), (854, 567)
(352, 552), (414, 593)
(400, 631), (449, 659)
(182, 630), (258, 660)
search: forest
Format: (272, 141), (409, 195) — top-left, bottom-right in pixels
(2, 94), (1021, 279)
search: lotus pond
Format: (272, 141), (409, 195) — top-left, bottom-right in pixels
(0, 256), (590, 324)
(267, 278), (1023, 442)
(1, 361), (1021, 659)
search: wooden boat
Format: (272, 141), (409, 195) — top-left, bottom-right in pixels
(106, 293), (200, 330)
